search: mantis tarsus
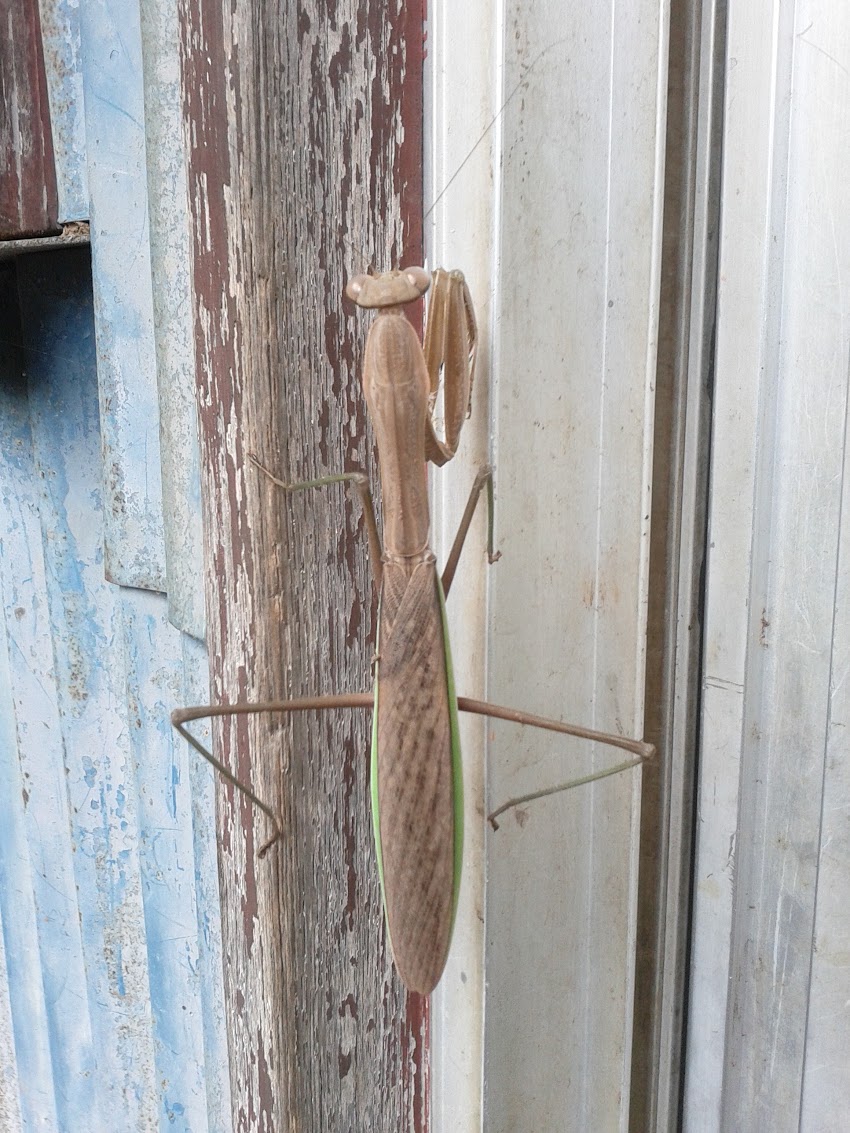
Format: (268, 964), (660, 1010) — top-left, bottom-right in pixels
(172, 266), (654, 996)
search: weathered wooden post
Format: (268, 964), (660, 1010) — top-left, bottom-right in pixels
(177, 2), (428, 1127)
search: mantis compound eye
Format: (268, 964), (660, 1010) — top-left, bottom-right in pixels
(345, 274), (367, 301)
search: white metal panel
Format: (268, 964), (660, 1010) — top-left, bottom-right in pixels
(802, 418), (850, 1127)
(686, 1), (850, 1128)
(682, 1), (774, 1117)
(427, 1), (666, 1128)
(800, 412), (850, 1127)
(784, 16), (850, 1125)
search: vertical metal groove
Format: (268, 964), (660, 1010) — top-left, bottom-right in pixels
(633, 0), (727, 1128)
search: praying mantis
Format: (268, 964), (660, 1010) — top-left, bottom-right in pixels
(172, 266), (654, 996)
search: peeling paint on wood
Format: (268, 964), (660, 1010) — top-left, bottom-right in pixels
(178, 0), (428, 1127)
(0, 0), (60, 238)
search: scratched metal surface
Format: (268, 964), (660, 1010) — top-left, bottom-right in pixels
(685, 3), (850, 1130)
(0, 247), (230, 1128)
(458, 2), (663, 1130)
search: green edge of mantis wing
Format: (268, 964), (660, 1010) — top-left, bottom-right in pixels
(436, 573), (464, 935)
(368, 574), (465, 957)
(369, 671), (385, 896)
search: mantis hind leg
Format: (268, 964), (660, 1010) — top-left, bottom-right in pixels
(172, 694), (372, 857)
(454, 697), (654, 830)
(173, 693), (653, 855)
(441, 466), (499, 598)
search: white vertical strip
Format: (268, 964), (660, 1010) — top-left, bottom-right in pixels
(483, 0), (664, 1124)
(428, 0), (665, 1129)
(425, 1), (499, 1128)
(802, 412), (850, 1128)
(686, 1), (850, 1128)
(763, 16), (850, 1125)
(683, 4), (781, 1123)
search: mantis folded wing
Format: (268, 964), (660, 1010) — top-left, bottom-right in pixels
(173, 267), (654, 996)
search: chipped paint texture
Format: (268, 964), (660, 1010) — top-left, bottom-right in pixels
(138, 0), (206, 639)
(78, 0), (167, 591)
(0, 239), (229, 1130)
(178, 0), (427, 1127)
(37, 0), (88, 221)
(0, 0), (60, 238)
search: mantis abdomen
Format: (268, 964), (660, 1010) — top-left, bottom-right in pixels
(372, 559), (461, 994)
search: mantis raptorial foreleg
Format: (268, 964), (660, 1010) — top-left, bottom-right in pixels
(173, 266), (654, 994)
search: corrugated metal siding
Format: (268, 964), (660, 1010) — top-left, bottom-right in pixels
(0, 0), (230, 1124)
(0, 251), (229, 1131)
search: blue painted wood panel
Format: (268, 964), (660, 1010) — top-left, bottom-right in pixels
(78, 0), (167, 592)
(0, 250), (230, 1131)
(37, 0), (88, 223)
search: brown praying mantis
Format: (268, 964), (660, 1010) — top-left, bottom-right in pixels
(172, 266), (654, 996)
